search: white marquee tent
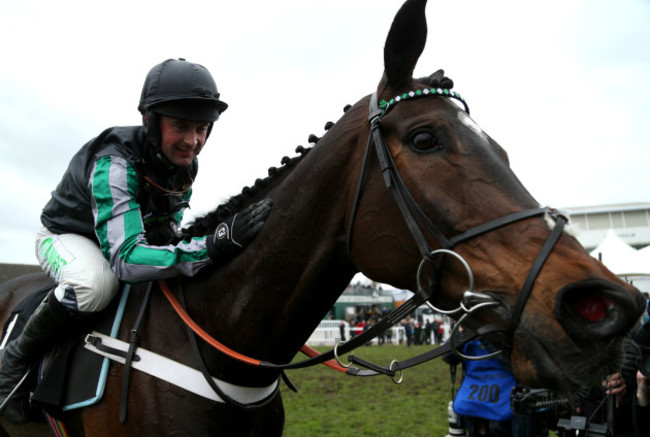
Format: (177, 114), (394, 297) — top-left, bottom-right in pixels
(590, 229), (650, 276)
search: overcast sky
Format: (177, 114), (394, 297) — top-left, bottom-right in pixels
(1, 0), (649, 265)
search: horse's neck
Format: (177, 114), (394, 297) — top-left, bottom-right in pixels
(190, 122), (365, 365)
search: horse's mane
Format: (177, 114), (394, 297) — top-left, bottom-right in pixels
(180, 112), (350, 239)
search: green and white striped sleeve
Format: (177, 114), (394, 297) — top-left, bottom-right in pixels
(90, 155), (211, 283)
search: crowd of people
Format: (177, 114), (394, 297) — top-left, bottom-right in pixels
(343, 309), (448, 347)
(401, 318), (446, 346)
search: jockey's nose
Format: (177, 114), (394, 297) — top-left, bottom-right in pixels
(184, 131), (199, 148)
(554, 278), (645, 340)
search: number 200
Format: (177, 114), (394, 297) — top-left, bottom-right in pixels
(468, 384), (500, 403)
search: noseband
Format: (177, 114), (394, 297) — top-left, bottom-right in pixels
(347, 88), (568, 359)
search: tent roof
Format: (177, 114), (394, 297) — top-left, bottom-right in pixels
(590, 229), (650, 275)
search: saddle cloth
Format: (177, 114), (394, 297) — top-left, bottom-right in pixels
(32, 284), (130, 418)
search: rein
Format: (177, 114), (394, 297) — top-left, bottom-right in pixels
(159, 279), (444, 374)
(159, 278), (488, 380)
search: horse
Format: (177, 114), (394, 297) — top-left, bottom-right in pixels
(0, 0), (644, 435)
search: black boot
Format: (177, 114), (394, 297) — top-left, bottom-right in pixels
(0, 293), (75, 423)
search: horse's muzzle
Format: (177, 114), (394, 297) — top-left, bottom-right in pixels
(554, 278), (645, 340)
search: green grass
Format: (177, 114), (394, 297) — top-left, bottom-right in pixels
(282, 344), (454, 437)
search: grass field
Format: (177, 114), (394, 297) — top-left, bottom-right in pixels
(281, 344), (454, 437)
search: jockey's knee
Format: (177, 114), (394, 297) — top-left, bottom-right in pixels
(54, 261), (119, 314)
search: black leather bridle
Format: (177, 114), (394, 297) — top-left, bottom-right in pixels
(147, 87), (571, 388)
(346, 88), (568, 359)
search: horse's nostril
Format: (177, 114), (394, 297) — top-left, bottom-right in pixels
(570, 293), (614, 323)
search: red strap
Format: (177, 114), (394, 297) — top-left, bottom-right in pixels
(299, 344), (348, 373)
(158, 280), (262, 366)
(160, 280), (349, 373)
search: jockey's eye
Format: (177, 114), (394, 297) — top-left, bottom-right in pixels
(409, 129), (442, 153)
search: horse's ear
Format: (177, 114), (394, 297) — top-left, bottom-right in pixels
(383, 0), (428, 89)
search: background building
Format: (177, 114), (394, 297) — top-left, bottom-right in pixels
(563, 202), (650, 294)
(328, 282), (395, 322)
(563, 202), (650, 250)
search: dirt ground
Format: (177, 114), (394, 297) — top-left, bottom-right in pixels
(0, 264), (42, 284)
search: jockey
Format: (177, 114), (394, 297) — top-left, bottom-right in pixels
(0, 58), (272, 423)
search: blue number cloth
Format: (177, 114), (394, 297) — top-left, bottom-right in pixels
(453, 339), (516, 421)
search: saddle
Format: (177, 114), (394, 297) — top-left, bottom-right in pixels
(1, 281), (281, 425)
(0, 283), (132, 420)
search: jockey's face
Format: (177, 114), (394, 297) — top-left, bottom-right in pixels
(159, 115), (210, 167)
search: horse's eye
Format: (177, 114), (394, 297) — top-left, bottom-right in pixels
(410, 130), (440, 152)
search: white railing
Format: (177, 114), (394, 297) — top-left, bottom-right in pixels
(306, 320), (450, 346)
(307, 320), (450, 346)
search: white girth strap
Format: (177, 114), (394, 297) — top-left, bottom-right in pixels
(84, 331), (279, 404)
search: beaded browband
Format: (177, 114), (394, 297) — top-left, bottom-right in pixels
(373, 88), (470, 123)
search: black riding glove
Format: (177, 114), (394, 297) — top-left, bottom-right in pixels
(206, 198), (273, 263)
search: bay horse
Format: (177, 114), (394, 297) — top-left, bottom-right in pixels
(0, 0), (644, 435)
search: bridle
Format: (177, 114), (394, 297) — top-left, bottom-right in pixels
(346, 86), (568, 359)
(155, 86), (570, 397)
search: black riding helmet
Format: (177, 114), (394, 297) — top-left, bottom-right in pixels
(138, 58), (228, 148)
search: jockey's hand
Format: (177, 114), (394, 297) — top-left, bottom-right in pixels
(207, 198), (273, 263)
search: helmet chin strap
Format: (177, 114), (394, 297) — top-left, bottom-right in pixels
(154, 149), (175, 169)
(140, 139), (195, 196)
(142, 111), (162, 149)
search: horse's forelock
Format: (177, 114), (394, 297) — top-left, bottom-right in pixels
(417, 69), (454, 89)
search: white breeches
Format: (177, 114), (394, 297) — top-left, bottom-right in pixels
(35, 227), (119, 314)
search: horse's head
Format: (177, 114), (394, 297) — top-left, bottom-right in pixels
(349, 0), (645, 395)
